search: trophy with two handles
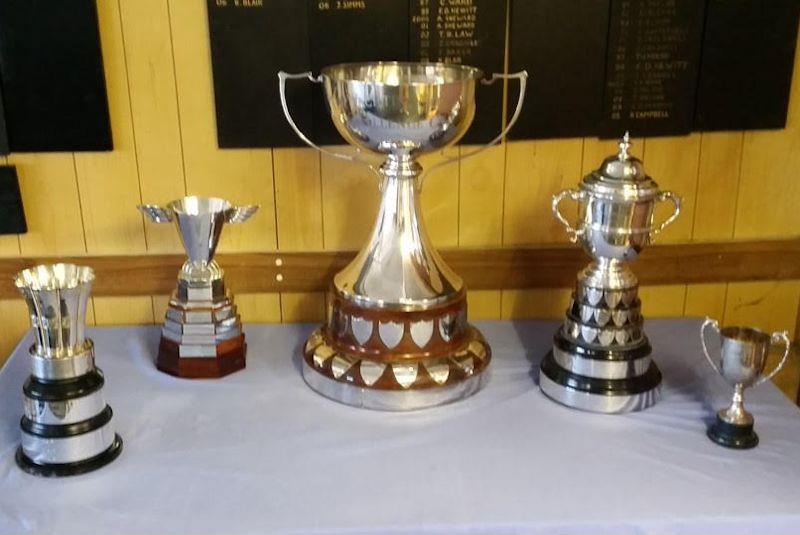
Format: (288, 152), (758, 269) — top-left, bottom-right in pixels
(279, 62), (527, 410)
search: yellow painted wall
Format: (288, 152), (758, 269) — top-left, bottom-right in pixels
(1, 1), (798, 397)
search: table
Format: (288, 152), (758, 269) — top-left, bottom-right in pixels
(1, 320), (800, 535)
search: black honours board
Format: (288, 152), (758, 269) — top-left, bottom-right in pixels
(308, 0), (410, 145)
(0, 0), (112, 152)
(207, 0), (506, 147)
(209, 0), (800, 147)
(509, 0), (610, 139)
(0, 166), (26, 235)
(409, 0), (506, 144)
(0, 78), (8, 155)
(208, 0), (311, 148)
(600, 0), (707, 136)
(694, 0), (800, 131)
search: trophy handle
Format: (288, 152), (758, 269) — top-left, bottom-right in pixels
(701, 317), (723, 375)
(755, 331), (792, 386)
(651, 190), (682, 238)
(418, 70), (529, 188)
(552, 189), (585, 243)
(138, 204), (172, 224)
(225, 205), (260, 224)
(277, 71), (380, 178)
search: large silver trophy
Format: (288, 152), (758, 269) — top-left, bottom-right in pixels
(14, 264), (122, 476)
(701, 318), (791, 448)
(279, 62), (527, 410)
(139, 196), (258, 379)
(541, 134), (681, 413)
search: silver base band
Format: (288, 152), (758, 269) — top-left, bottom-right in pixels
(539, 372), (660, 414)
(23, 389), (106, 425)
(552, 345), (651, 380)
(302, 358), (487, 411)
(29, 344), (95, 381)
(20, 420), (117, 465)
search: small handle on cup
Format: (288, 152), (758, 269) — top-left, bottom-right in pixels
(225, 205), (260, 224)
(552, 189), (585, 243)
(277, 71), (380, 178)
(700, 317), (722, 375)
(138, 204), (172, 224)
(418, 70), (528, 188)
(755, 331), (792, 386)
(651, 190), (682, 238)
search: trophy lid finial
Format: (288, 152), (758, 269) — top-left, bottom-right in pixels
(618, 131), (632, 161)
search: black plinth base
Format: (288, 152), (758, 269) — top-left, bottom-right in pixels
(707, 416), (758, 449)
(16, 434), (123, 477)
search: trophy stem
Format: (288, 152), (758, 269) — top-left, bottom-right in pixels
(709, 383), (759, 449)
(303, 152), (490, 410)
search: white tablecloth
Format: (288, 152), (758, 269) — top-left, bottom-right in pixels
(1, 319), (799, 535)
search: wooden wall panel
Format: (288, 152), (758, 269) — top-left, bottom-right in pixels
(76, 0), (152, 326)
(460, 144), (505, 318)
(0, 0), (798, 401)
(119, 0), (186, 254)
(274, 147), (325, 322)
(735, 35), (800, 239)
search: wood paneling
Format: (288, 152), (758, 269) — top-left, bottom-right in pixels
(1, 239), (797, 298)
(1, 0), (799, 399)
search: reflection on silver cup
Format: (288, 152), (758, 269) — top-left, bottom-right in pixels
(280, 62), (527, 410)
(701, 317), (792, 449)
(139, 196), (258, 378)
(13, 264), (122, 476)
(540, 134), (682, 414)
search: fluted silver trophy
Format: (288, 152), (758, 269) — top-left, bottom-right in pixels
(701, 318), (791, 448)
(14, 264), (122, 476)
(139, 196), (258, 379)
(541, 134), (682, 413)
(279, 62), (527, 410)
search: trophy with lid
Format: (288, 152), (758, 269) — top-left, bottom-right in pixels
(14, 264), (122, 476)
(139, 196), (258, 379)
(279, 62), (527, 410)
(542, 134), (681, 413)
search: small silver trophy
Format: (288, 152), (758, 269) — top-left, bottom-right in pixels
(139, 196), (258, 379)
(279, 62), (527, 410)
(14, 264), (122, 476)
(541, 133), (682, 413)
(701, 317), (791, 448)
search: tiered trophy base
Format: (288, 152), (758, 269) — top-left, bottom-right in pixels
(707, 414), (759, 449)
(540, 264), (661, 414)
(540, 351), (661, 413)
(18, 343), (122, 477)
(16, 435), (123, 478)
(157, 335), (246, 378)
(157, 278), (246, 379)
(302, 291), (491, 411)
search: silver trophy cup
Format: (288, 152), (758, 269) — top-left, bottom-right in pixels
(701, 317), (791, 448)
(139, 196), (258, 378)
(540, 134), (682, 413)
(279, 62), (527, 410)
(14, 264), (122, 476)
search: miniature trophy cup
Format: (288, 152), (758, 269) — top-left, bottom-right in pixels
(279, 62), (527, 410)
(139, 196), (258, 378)
(701, 318), (791, 448)
(14, 264), (122, 476)
(541, 134), (682, 413)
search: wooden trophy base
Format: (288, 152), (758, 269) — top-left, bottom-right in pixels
(156, 334), (246, 379)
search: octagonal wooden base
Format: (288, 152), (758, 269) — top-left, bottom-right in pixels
(156, 334), (246, 379)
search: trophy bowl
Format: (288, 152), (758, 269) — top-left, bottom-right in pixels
(321, 62), (481, 155)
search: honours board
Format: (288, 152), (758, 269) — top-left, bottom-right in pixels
(207, 0), (800, 147)
(0, 0), (112, 153)
(207, 0), (506, 147)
